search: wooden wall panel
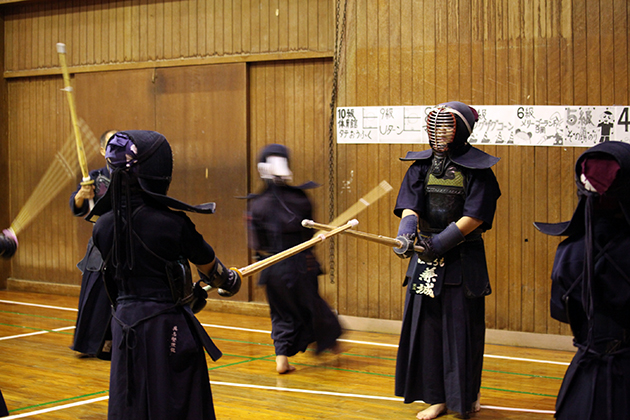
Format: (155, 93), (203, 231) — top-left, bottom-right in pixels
(155, 64), (250, 301)
(2, 0), (629, 336)
(7, 76), (79, 285)
(73, 68), (157, 287)
(336, 0), (629, 335)
(0, 14), (8, 289)
(248, 59), (333, 305)
(2, 0), (333, 73)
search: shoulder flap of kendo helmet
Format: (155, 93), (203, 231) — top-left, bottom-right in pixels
(85, 130), (216, 222)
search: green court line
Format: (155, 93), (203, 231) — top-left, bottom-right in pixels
(0, 323), (563, 382)
(0, 322), (74, 335)
(208, 354), (278, 370)
(211, 336), (275, 347)
(215, 354), (395, 377)
(0, 319), (562, 403)
(338, 352), (396, 361)
(215, 340), (563, 381)
(0, 310), (75, 322)
(6, 355), (556, 413)
(480, 386), (557, 398)
(8, 390), (109, 413)
(482, 368), (563, 381)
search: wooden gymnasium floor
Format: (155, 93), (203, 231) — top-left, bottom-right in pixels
(0, 290), (574, 419)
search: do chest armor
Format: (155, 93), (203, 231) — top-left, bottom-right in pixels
(420, 157), (466, 233)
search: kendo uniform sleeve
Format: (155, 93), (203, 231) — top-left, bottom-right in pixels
(69, 167), (110, 217)
(452, 168), (500, 297)
(462, 167), (501, 230)
(394, 161), (429, 218)
(179, 215), (215, 266)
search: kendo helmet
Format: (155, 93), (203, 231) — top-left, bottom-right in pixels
(86, 130), (215, 222)
(257, 143), (293, 181)
(106, 130), (173, 195)
(535, 141), (630, 237)
(426, 101), (478, 154)
(575, 141), (630, 222)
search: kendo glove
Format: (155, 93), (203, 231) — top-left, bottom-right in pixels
(417, 222), (465, 262)
(393, 214), (418, 259)
(198, 258), (242, 298)
(0, 229), (18, 259)
(189, 280), (208, 314)
(217, 269), (242, 298)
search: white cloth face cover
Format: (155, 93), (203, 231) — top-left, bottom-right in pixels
(258, 155), (293, 180)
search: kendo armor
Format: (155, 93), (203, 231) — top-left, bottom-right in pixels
(421, 101), (478, 233)
(93, 173), (110, 201)
(421, 159), (467, 233)
(95, 131), (221, 307)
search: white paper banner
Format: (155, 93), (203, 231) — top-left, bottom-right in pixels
(336, 105), (630, 147)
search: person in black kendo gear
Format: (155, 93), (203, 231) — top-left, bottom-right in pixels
(88, 130), (240, 420)
(0, 227), (17, 417)
(246, 143), (342, 374)
(393, 101), (501, 419)
(535, 141), (630, 420)
(69, 129), (116, 357)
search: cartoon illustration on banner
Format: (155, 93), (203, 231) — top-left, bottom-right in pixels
(336, 105), (630, 147)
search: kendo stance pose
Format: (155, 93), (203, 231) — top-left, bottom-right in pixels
(0, 228), (18, 417)
(247, 144), (342, 374)
(393, 102), (501, 419)
(535, 141), (630, 420)
(69, 129), (116, 356)
(88, 130), (241, 420)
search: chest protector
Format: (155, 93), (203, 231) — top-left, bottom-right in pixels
(420, 158), (466, 233)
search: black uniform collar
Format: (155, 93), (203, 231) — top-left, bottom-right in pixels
(400, 144), (500, 170)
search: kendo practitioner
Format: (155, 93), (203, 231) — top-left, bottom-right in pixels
(0, 228), (18, 417)
(88, 130), (241, 420)
(535, 141), (630, 420)
(393, 101), (501, 420)
(247, 144), (342, 374)
(69, 129), (116, 356)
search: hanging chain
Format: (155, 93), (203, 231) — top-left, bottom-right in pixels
(327, 0), (348, 284)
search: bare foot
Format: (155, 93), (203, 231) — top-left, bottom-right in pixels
(470, 394), (481, 413)
(416, 403), (447, 420)
(276, 355), (296, 374)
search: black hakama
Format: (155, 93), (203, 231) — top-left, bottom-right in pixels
(395, 284), (485, 415)
(394, 146), (501, 417)
(0, 389), (8, 417)
(69, 167), (112, 356)
(107, 301), (217, 420)
(546, 218), (630, 420)
(249, 183), (342, 358)
(93, 199), (221, 420)
(261, 252), (341, 356)
(71, 238), (111, 355)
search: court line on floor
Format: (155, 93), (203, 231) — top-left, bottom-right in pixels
(202, 322), (571, 366)
(2, 396), (109, 419)
(0, 325), (75, 341)
(2, 381), (555, 419)
(0, 300), (78, 312)
(212, 381), (556, 414)
(0, 299), (558, 417)
(0, 299), (571, 366)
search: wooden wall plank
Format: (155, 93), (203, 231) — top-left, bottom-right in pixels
(600, 0), (613, 104)
(2, 0), (629, 335)
(586, 0), (600, 104)
(613, 0), (628, 105)
(423, 0), (436, 104)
